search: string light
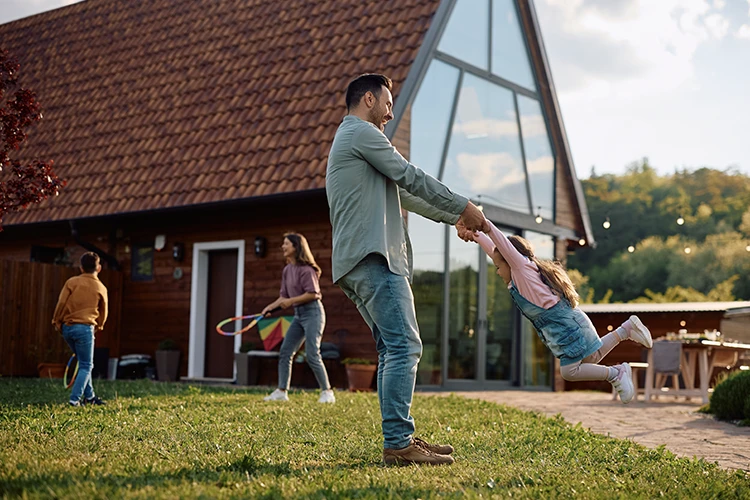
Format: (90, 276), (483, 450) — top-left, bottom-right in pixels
(684, 247), (691, 254)
(627, 245), (635, 253)
(602, 217), (611, 229)
(746, 244), (750, 252)
(676, 215), (685, 225)
(578, 238), (586, 246)
(535, 206), (542, 224)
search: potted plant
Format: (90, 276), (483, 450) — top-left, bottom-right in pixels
(342, 357), (377, 391)
(155, 338), (180, 382)
(35, 345), (68, 379)
(235, 341), (259, 386)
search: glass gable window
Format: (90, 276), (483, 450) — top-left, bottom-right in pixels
(437, 0), (489, 70)
(491, 0), (536, 91)
(410, 60), (460, 177)
(518, 95), (554, 220)
(521, 230), (554, 387)
(447, 234), (479, 379)
(441, 73), (530, 214)
(410, 215), (446, 386)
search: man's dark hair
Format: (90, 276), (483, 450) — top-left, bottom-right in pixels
(80, 252), (100, 273)
(345, 74), (393, 111)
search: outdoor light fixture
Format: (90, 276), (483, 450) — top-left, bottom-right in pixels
(628, 245), (635, 253)
(172, 242), (185, 262)
(677, 215), (685, 225)
(254, 236), (267, 258)
(535, 209), (543, 224)
(578, 238), (586, 246)
(602, 217), (611, 229)
(746, 244), (750, 252)
(684, 247), (692, 254)
(680, 320), (686, 327)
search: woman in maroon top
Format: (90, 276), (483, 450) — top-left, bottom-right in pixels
(262, 233), (334, 403)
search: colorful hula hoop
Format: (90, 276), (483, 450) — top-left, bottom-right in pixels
(63, 354), (79, 389)
(215, 313), (264, 336)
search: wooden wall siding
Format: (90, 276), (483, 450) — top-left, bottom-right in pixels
(392, 105), (411, 161)
(0, 260), (122, 376)
(0, 193), (375, 378)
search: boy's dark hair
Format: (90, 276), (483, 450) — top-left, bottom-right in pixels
(345, 73), (393, 111)
(80, 252), (100, 273)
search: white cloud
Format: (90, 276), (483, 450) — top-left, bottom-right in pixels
(525, 156), (555, 175)
(537, 0), (731, 101)
(712, 0), (726, 9)
(737, 24), (750, 39)
(452, 119), (518, 139)
(455, 153), (526, 193)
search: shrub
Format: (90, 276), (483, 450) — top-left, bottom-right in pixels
(157, 338), (179, 351)
(709, 369), (750, 421)
(239, 341), (257, 353)
(341, 357), (374, 365)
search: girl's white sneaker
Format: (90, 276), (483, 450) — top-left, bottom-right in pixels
(318, 389), (336, 404)
(628, 315), (653, 348)
(263, 389), (289, 401)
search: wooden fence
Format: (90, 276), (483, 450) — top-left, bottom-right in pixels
(0, 260), (122, 377)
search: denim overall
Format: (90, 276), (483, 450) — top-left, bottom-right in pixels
(509, 283), (602, 366)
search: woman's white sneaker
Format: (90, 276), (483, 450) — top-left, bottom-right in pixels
(318, 389), (336, 403)
(627, 315), (653, 348)
(263, 389), (289, 401)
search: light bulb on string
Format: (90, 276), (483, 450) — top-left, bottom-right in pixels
(746, 244), (750, 252)
(684, 247), (691, 254)
(676, 215), (685, 226)
(602, 217), (611, 230)
(627, 245), (635, 253)
(578, 238), (586, 246)
(535, 206), (542, 224)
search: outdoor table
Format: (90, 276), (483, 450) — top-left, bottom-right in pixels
(644, 339), (750, 404)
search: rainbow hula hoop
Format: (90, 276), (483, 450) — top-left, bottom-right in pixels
(215, 313), (264, 336)
(63, 354), (79, 389)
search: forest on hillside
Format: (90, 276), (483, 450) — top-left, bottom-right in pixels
(566, 160), (750, 303)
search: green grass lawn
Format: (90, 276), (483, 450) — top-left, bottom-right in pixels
(1, 379), (748, 499)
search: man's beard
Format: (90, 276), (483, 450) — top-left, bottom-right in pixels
(368, 108), (384, 130)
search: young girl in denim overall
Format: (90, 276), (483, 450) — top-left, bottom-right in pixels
(460, 221), (653, 403)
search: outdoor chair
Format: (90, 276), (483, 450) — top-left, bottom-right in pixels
(644, 340), (683, 400)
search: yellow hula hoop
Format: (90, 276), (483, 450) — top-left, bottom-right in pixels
(64, 354), (79, 389)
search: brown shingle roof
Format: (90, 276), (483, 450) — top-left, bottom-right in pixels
(0, 0), (439, 225)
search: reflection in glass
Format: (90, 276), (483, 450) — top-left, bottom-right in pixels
(437, 0), (489, 70)
(491, 0), (536, 91)
(447, 232), (478, 379)
(485, 248), (515, 381)
(410, 59), (461, 177)
(518, 96), (554, 220)
(521, 230), (554, 387)
(410, 215), (445, 385)
(442, 73), (530, 214)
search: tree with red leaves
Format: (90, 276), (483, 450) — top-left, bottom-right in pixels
(0, 48), (65, 230)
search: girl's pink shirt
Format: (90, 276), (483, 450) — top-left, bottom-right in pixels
(473, 223), (560, 310)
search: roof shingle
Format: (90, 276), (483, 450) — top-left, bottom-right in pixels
(0, 0), (439, 225)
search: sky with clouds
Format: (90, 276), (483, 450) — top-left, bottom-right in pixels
(1, 0), (749, 178)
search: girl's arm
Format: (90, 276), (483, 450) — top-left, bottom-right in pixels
(469, 222), (527, 269)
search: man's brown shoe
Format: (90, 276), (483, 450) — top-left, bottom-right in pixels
(413, 437), (454, 455)
(382, 439), (455, 466)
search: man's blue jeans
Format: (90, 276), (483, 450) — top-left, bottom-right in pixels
(338, 253), (423, 450)
(62, 324), (96, 403)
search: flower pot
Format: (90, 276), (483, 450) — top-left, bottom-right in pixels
(37, 362), (66, 379)
(344, 364), (376, 392)
(155, 350), (180, 382)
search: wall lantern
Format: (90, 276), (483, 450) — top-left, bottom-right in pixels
(254, 236), (267, 258)
(172, 242), (185, 262)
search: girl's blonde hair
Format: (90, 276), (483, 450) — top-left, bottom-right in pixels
(508, 235), (579, 308)
(284, 232), (322, 278)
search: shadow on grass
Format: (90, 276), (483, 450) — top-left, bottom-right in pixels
(0, 453), (382, 497)
(0, 378), (270, 409)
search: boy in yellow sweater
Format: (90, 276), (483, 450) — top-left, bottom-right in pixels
(52, 252), (108, 406)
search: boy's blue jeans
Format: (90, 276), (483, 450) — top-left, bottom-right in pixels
(62, 324), (96, 403)
(338, 253), (423, 450)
